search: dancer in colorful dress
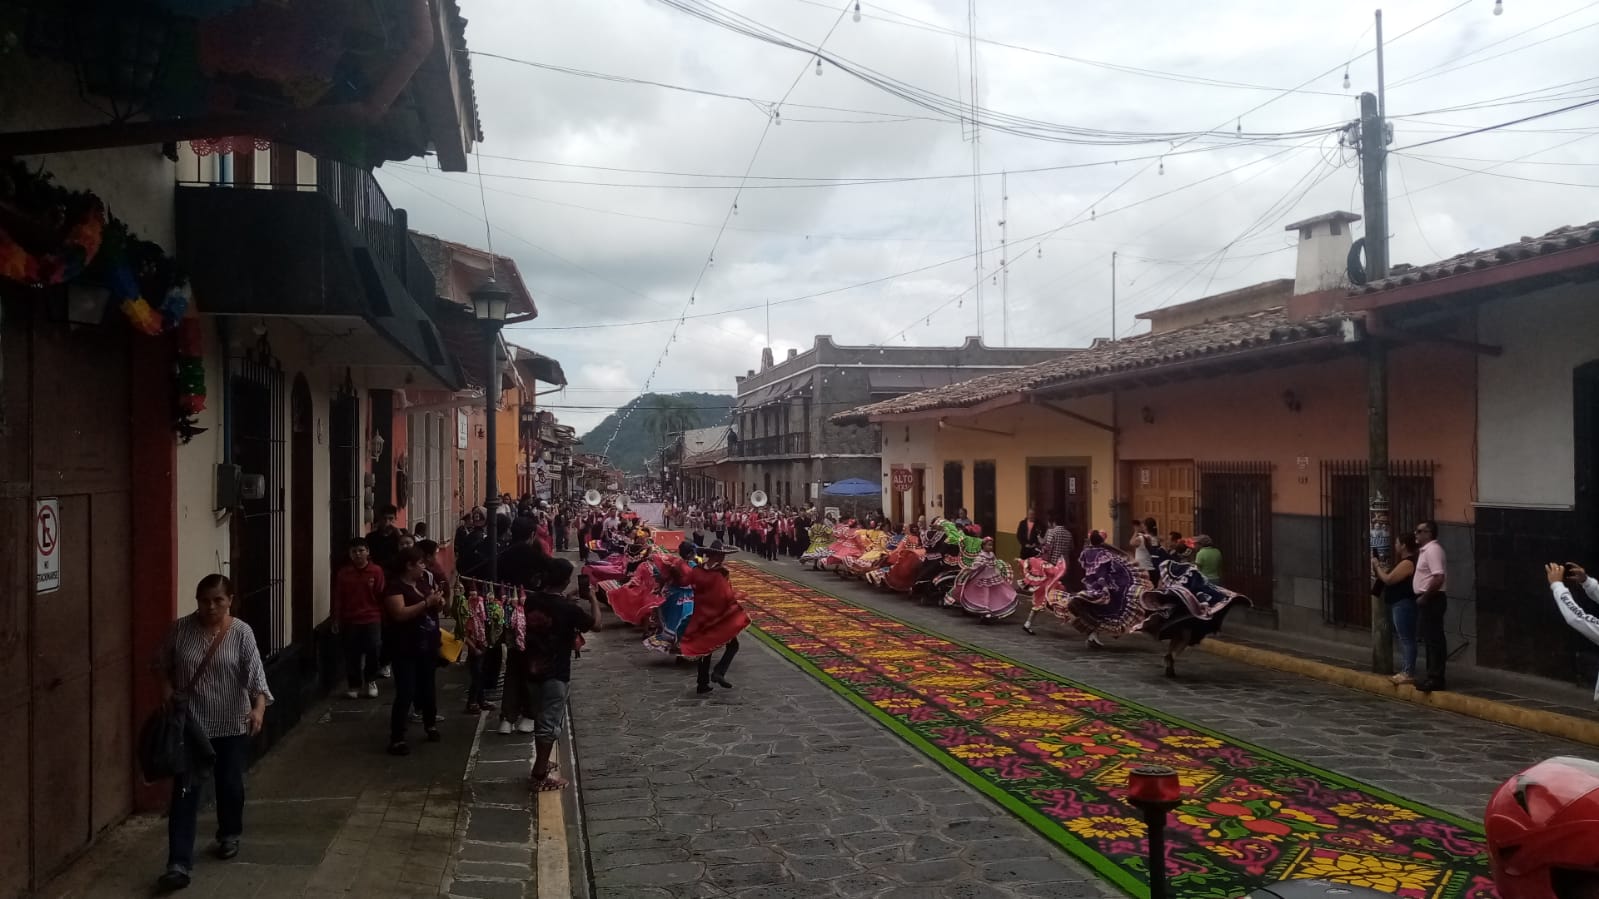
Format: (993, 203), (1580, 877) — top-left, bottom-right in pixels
(842, 527), (890, 578)
(1017, 554), (1070, 635)
(1142, 556), (1251, 677)
(817, 522), (861, 573)
(866, 528), (922, 592)
(1065, 534), (1156, 649)
(665, 539), (750, 693)
(800, 514), (837, 568)
(943, 522), (1019, 622)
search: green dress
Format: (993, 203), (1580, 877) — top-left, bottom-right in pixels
(1194, 546), (1223, 583)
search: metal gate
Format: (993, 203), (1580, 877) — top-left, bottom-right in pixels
(1320, 460), (1436, 627)
(1197, 462), (1274, 607)
(231, 338), (286, 659)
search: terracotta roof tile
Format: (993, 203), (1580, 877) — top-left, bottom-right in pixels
(1356, 220), (1599, 294)
(833, 307), (1349, 423)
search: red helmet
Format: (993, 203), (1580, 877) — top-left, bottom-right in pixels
(1485, 756), (1599, 899)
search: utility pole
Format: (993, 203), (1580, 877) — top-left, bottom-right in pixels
(1111, 251), (1118, 341)
(1000, 171), (1008, 346)
(1359, 8), (1394, 675)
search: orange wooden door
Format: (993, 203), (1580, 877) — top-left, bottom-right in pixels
(1127, 461), (1195, 539)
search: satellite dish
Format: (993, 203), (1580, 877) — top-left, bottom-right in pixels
(584, 489), (603, 506)
(750, 490), (769, 507)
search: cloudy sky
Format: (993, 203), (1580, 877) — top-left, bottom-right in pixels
(377, 0), (1599, 436)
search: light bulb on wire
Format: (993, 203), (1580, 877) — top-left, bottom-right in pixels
(773, 107), (782, 126)
(1037, 245), (1043, 259)
(1342, 67), (1351, 89)
(1493, 0), (1503, 14)
(853, 2), (862, 23)
(815, 56), (823, 76)
(732, 201), (739, 216)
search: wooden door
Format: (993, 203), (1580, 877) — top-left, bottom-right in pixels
(912, 468), (926, 526)
(1126, 461), (1195, 541)
(942, 461), (964, 518)
(23, 300), (133, 889)
(973, 461), (997, 540)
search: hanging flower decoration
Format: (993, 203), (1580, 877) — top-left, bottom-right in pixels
(0, 160), (107, 287)
(91, 218), (190, 336)
(173, 315), (208, 444)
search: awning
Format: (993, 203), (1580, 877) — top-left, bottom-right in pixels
(514, 349), (568, 387)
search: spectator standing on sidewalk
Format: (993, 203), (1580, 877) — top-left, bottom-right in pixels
(384, 547), (446, 756)
(1372, 534), (1420, 685)
(366, 504), (403, 570)
(155, 575), (272, 892)
(496, 516), (556, 735)
(523, 559), (598, 791)
(332, 538), (385, 699)
(1412, 520), (1449, 692)
(1545, 562), (1599, 704)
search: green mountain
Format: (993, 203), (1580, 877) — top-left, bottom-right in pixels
(578, 392), (735, 474)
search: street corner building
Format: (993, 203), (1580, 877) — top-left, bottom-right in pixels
(836, 209), (1599, 694)
(0, 2), (563, 893)
(727, 336), (1064, 521)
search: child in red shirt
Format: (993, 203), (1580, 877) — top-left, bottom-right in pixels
(333, 538), (386, 699)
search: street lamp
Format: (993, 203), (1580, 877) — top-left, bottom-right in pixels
(1126, 765), (1182, 899)
(472, 278), (511, 582)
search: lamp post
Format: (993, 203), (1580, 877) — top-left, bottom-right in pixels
(472, 279), (511, 582)
(1126, 765), (1183, 899)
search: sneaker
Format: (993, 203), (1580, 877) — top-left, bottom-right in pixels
(365, 682), (379, 698)
(216, 838), (239, 860)
(379, 665), (392, 679)
(1390, 672), (1414, 685)
(516, 719), (537, 734)
(344, 688), (360, 700)
(156, 864), (191, 891)
(497, 719), (514, 736)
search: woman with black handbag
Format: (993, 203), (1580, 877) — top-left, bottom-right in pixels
(154, 574), (273, 892)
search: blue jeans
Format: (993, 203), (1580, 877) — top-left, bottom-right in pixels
(167, 733), (250, 870)
(1390, 597), (1419, 676)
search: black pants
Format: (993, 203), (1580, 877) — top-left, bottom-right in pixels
(340, 622), (382, 689)
(468, 644), (502, 707)
(500, 646), (533, 722)
(167, 733), (249, 870)
(390, 653), (437, 743)
(697, 638), (740, 687)
(1419, 592), (1449, 684)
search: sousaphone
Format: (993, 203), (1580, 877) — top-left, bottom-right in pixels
(750, 490), (769, 508)
(584, 489), (603, 506)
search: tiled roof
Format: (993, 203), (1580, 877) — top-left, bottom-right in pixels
(1357, 221), (1599, 294)
(443, 0), (485, 142)
(833, 308), (1350, 423)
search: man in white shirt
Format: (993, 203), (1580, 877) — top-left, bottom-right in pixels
(1545, 563), (1599, 704)
(1412, 520), (1449, 692)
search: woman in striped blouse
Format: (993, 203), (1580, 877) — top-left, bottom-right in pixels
(156, 574), (273, 892)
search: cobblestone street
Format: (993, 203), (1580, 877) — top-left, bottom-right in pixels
(570, 558), (1593, 899)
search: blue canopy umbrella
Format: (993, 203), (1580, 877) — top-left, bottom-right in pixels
(822, 478), (880, 497)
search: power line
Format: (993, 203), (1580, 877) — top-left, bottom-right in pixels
(1389, 96), (1599, 152)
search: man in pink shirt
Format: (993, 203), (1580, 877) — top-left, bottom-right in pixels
(1411, 520), (1448, 692)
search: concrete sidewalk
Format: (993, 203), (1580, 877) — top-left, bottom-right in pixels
(46, 665), (544, 899)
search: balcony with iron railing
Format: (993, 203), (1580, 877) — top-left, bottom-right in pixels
(732, 432), (810, 458)
(175, 154), (458, 386)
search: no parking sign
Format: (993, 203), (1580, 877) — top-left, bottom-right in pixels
(36, 498), (60, 595)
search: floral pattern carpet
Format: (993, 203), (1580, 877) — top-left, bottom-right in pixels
(731, 563), (1495, 899)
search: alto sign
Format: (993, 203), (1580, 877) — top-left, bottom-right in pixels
(890, 467), (915, 492)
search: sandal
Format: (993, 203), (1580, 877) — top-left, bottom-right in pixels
(533, 775), (568, 792)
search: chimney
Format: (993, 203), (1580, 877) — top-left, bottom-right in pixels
(786, 348), (797, 360)
(1284, 211), (1362, 295)
(760, 347), (774, 371)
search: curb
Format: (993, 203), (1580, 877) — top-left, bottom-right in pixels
(1199, 638), (1599, 748)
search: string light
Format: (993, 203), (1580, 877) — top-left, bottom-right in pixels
(1343, 67), (1351, 89)
(773, 107), (782, 126)
(815, 56), (824, 76)
(1036, 245), (1043, 259)
(853, 1), (862, 23)
(732, 201), (739, 215)
(1493, 0), (1503, 14)
(1236, 118), (1242, 135)
(1158, 157), (1165, 175)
